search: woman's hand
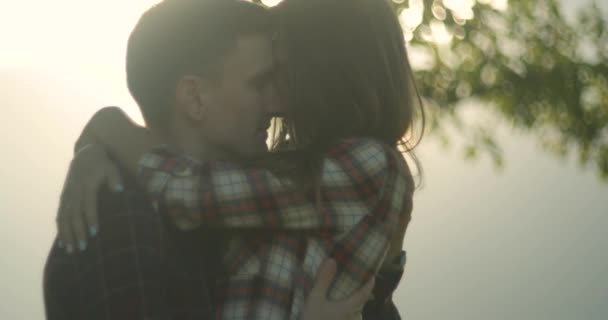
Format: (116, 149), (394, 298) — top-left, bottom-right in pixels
(84, 106), (162, 176)
(55, 105), (164, 254)
(302, 259), (375, 320)
(56, 144), (124, 253)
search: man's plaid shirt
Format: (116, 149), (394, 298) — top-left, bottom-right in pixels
(43, 187), (220, 320)
(138, 138), (414, 320)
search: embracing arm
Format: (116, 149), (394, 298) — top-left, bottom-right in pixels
(136, 137), (414, 299)
(76, 107), (403, 231)
(76, 106), (163, 173)
(56, 107), (153, 252)
(75, 107), (413, 237)
(137, 138), (403, 232)
(73, 108), (109, 154)
(72, 107), (414, 300)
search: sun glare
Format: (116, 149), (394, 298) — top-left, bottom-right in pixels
(430, 20), (453, 45)
(0, 0), (161, 69)
(261, 0), (283, 7)
(399, 0), (425, 32)
(443, 0), (475, 20)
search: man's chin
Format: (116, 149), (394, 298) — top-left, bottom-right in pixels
(229, 144), (268, 160)
(247, 144), (270, 157)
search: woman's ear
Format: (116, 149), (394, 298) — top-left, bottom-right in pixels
(175, 75), (212, 123)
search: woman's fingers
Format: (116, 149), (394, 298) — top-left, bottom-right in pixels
(83, 184), (99, 237)
(70, 198), (88, 252)
(300, 258), (337, 320)
(55, 145), (120, 253)
(57, 200), (76, 254)
(344, 276), (375, 315)
(83, 162), (124, 238)
(57, 214), (73, 254)
(310, 258), (337, 300)
(301, 258), (376, 320)
(105, 162), (124, 193)
(57, 180), (76, 253)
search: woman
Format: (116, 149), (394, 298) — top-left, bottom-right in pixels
(59, 0), (422, 318)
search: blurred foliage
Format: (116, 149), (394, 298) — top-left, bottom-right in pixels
(395, 0), (608, 180)
(255, 0), (608, 180)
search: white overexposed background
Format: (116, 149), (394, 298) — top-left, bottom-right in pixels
(0, 0), (606, 319)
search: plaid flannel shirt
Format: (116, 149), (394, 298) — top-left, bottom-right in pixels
(43, 186), (220, 320)
(138, 138), (414, 320)
(43, 185), (406, 320)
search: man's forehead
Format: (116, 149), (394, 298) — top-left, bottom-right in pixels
(224, 33), (274, 76)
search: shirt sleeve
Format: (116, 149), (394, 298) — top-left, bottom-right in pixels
(137, 138), (413, 301)
(136, 138), (409, 232)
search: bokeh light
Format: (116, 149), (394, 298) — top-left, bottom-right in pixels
(399, 0), (424, 32)
(443, 0), (475, 20)
(261, 0), (283, 7)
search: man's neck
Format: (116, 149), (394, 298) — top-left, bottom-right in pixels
(161, 127), (232, 162)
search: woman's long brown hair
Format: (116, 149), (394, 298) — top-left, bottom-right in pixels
(259, 0), (425, 189)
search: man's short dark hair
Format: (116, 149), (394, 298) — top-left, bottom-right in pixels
(126, 0), (271, 130)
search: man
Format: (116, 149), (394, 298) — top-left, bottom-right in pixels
(44, 1), (403, 319)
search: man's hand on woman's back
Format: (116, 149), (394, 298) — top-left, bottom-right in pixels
(302, 259), (375, 320)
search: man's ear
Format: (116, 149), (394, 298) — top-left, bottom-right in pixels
(175, 75), (214, 123)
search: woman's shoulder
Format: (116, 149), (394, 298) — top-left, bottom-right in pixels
(327, 137), (392, 157)
(327, 137), (406, 164)
(327, 137), (415, 190)
(324, 137), (408, 175)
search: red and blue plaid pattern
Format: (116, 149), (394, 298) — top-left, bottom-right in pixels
(137, 138), (414, 320)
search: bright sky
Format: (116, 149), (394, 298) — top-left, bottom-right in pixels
(0, 0), (516, 69)
(0, 0), (161, 69)
(0, 1), (606, 319)
(5, 0), (599, 72)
